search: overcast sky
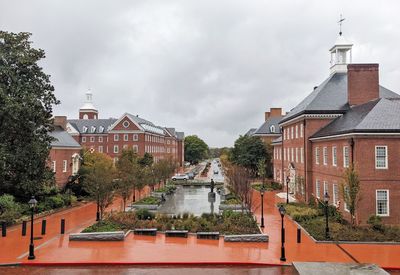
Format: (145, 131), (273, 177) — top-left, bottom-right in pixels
(1, 0), (400, 147)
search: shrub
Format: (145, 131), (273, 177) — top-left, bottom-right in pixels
(135, 209), (155, 220)
(133, 196), (160, 205)
(45, 194), (65, 209)
(82, 220), (122, 233)
(367, 215), (384, 231)
(0, 194), (23, 225)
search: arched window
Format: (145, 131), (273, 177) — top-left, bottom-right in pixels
(83, 114), (88, 119)
(270, 125), (275, 133)
(71, 153), (80, 175)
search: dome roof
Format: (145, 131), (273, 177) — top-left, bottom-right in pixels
(79, 102), (97, 111)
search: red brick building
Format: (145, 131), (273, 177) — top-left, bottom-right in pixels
(246, 107), (283, 144)
(65, 91), (185, 167)
(272, 34), (400, 225)
(49, 116), (81, 188)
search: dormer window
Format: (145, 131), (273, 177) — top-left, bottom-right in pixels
(82, 126), (88, 133)
(270, 125), (275, 133)
(91, 126), (96, 133)
(99, 126), (104, 133)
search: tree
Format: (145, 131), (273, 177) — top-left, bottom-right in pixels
(184, 135), (209, 164)
(257, 158), (267, 187)
(138, 153), (153, 167)
(153, 158), (176, 187)
(80, 152), (116, 220)
(340, 164), (361, 226)
(116, 149), (137, 211)
(0, 31), (59, 200)
(225, 163), (253, 212)
(230, 135), (268, 176)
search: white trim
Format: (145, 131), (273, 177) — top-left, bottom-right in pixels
(315, 180), (320, 199)
(323, 147), (328, 165)
(108, 130), (144, 134)
(310, 132), (400, 141)
(375, 146), (388, 169)
(279, 114), (342, 127)
(62, 160), (67, 173)
(332, 146), (337, 167)
(52, 161), (56, 173)
(343, 146), (349, 168)
(376, 189), (389, 217)
(108, 113), (144, 132)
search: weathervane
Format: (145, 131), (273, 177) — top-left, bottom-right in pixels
(338, 14), (345, 36)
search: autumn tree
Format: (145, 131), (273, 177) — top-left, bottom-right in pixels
(225, 164), (253, 212)
(116, 149), (137, 211)
(80, 152), (116, 220)
(341, 164), (361, 226)
(153, 158), (177, 186)
(0, 31), (59, 199)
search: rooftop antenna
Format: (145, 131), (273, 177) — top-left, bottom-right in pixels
(338, 14), (345, 36)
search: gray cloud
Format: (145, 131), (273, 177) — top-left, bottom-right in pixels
(1, 0), (400, 147)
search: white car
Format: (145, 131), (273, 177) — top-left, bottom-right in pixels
(171, 174), (189, 181)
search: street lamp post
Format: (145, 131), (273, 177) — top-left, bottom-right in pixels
(279, 205), (286, 261)
(286, 176), (290, 204)
(96, 194), (100, 221)
(324, 192), (330, 239)
(260, 186), (265, 228)
(28, 196), (38, 260)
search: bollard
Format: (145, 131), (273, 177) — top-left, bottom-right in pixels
(60, 219), (65, 234)
(41, 220), (47, 235)
(297, 228), (301, 243)
(22, 221), (27, 236)
(1, 222), (6, 237)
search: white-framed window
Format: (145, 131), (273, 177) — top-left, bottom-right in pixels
(124, 134), (129, 141)
(376, 190), (389, 216)
(315, 180), (320, 198)
(291, 148), (294, 162)
(270, 125), (275, 133)
(83, 114), (88, 120)
(283, 129), (286, 140)
(91, 126), (96, 133)
(99, 126), (104, 133)
(82, 137), (86, 143)
(62, 160), (67, 173)
(283, 148), (286, 161)
(295, 148), (298, 163)
(300, 123), (303, 138)
(90, 136), (95, 143)
(333, 183), (339, 206)
(343, 146), (349, 168)
(295, 125), (298, 139)
(98, 146), (103, 153)
(98, 136), (103, 142)
(113, 145), (119, 153)
(52, 161), (56, 173)
(82, 126), (88, 133)
(114, 134), (119, 141)
(323, 181), (328, 197)
(344, 186), (349, 212)
(323, 147), (328, 165)
(375, 146), (388, 169)
(133, 134), (138, 141)
(332, 146), (337, 166)
(300, 147), (304, 163)
(133, 145), (138, 152)
(315, 147), (320, 165)
(291, 127), (294, 139)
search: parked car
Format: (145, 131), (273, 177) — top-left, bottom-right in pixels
(171, 174), (189, 181)
(213, 169), (218, 175)
(186, 172), (195, 179)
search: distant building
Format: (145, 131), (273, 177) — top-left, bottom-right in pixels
(246, 107), (283, 144)
(272, 32), (400, 225)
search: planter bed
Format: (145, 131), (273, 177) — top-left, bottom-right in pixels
(197, 231), (220, 240)
(219, 204), (245, 211)
(224, 234), (268, 242)
(131, 204), (159, 210)
(165, 230), (188, 238)
(69, 231), (126, 241)
(134, 228), (157, 236)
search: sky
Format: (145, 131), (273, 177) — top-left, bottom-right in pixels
(1, 0), (400, 147)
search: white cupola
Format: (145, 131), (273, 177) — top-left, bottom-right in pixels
(329, 15), (353, 74)
(79, 89), (98, 119)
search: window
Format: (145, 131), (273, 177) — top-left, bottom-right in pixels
(283, 148), (286, 161)
(113, 145), (119, 153)
(376, 190), (389, 216)
(295, 125), (298, 138)
(300, 147), (304, 163)
(295, 148), (298, 163)
(123, 144), (128, 150)
(122, 120), (130, 128)
(90, 136), (95, 143)
(315, 147), (320, 164)
(52, 161), (56, 173)
(283, 129), (286, 140)
(62, 160), (67, 173)
(83, 114), (88, 119)
(91, 126), (96, 133)
(333, 183), (339, 206)
(82, 137), (86, 143)
(344, 186), (349, 211)
(99, 136), (103, 142)
(291, 148), (294, 162)
(323, 181), (328, 197)
(343, 146), (349, 168)
(133, 145), (138, 152)
(375, 146), (388, 169)
(167, 148), (170, 153)
(167, 140), (170, 145)
(291, 127), (294, 139)
(99, 126), (104, 133)
(98, 146), (103, 153)
(332, 146), (337, 166)
(114, 134), (119, 141)
(124, 134), (128, 141)
(315, 180), (320, 198)
(82, 126), (88, 133)
(300, 123), (303, 138)
(323, 147), (328, 165)
(270, 125), (275, 133)
(133, 134), (138, 141)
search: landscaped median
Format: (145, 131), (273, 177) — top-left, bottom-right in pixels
(131, 196), (161, 210)
(280, 202), (400, 242)
(76, 210), (267, 242)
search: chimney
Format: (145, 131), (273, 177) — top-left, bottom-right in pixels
(54, 116), (67, 130)
(264, 112), (270, 121)
(348, 64), (379, 106)
(270, 108), (282, 118)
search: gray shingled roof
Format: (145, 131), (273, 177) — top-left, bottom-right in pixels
(176, 131), (185, 140)
(281, 73), (400, 123)
(245, 128), (257, 136)
(253, 116), (282, 135)
(272, 136), (282, 144)
(312, 98), (400, 138)
(68, 118), (117, 134)
(50, 126), (81, 148)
